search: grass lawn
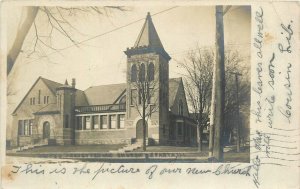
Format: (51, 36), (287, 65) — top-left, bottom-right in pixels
(223, 146), (250, 163)
(18, 144), (126, 153)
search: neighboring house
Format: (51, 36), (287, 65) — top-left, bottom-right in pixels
(10, 13), (197, 147)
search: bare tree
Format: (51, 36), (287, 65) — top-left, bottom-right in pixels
(180, 48), (250, 153)
(223, 51), (250, 146)
(130, 61), (159, 151)
(179, 48), (214, 152)
(7, 6), (128, 75)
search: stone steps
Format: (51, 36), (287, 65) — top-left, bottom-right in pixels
(7, 141), (48, 153)
(110, 143), (142, 153)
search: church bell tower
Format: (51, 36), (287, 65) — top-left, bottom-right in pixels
(124, 12), (171, 144)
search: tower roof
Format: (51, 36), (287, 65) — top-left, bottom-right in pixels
(125, 12), (171, 61)
(134, 12), (164, 49)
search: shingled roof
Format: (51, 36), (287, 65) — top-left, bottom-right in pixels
(12, 77), (89, 114)
(83, 78), (182, 108)
(134, 12), (164, 49)
(41, 77), (63, 94)
(84, 83), (126, 105)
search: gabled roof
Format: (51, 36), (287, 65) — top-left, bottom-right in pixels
(84, 78), (182, 107)
(84, 83), (126, 105)
(41, 77), (63, 94)
(134, 12), (164, 49)
(12, 77), (89, 114)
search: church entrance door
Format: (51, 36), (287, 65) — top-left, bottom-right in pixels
(43, 121), (50, 139)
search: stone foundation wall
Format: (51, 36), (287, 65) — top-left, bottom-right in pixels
(75, 128), (135, 145)
(18, 136), (32, 146)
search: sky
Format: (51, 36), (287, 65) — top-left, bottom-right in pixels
(6, 5), (251, 130)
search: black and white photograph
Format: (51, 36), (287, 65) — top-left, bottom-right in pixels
(1, 1), (299, 189)
(5, 5), (251, 163)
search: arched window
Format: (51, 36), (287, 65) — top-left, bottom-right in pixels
(178, 99), (183, 115)
(148, 63), (154, 81)
(139, 63), (145, 82)
(131, 64), (137, 82)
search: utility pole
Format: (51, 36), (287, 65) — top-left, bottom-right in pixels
(209, 5), (226, 162)
(229, 71), (242, 152)
(209, 54), (216, 157)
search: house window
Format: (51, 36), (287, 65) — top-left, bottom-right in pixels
(131, 64), (137, 82)
(130, 89), (137, 105)
(148, 63), (154, 81)
(64, 115), (69, 128)
(47, 96), (49, 103)
(101, 115), (108, 129)
(110, 115), (116, 129)
(92, 115), (99, 129)
(85, 116), (91, 130)
(139, 63), (145, 82)
(119, 114), (125, 129)
(178, 99), (184, 115)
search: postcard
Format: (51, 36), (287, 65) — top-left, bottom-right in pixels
(0, 1), (299, 189)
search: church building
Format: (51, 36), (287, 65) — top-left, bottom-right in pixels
(10, 13), (197, 148)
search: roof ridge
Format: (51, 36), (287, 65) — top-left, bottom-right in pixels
(86, 82), (126, 88)
(40, 77), (64, 86)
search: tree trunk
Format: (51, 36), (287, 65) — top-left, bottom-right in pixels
(197, 124), (202, 152)
(7, 7), (39, 75)
(235, 74), (240, 152)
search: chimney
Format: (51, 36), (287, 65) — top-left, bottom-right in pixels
(72, 78), (76, 88)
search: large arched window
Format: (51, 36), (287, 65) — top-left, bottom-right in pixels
(131, 64), (137, 82)
(139, 63), (145, 82)
(148, 63), (154, 81)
